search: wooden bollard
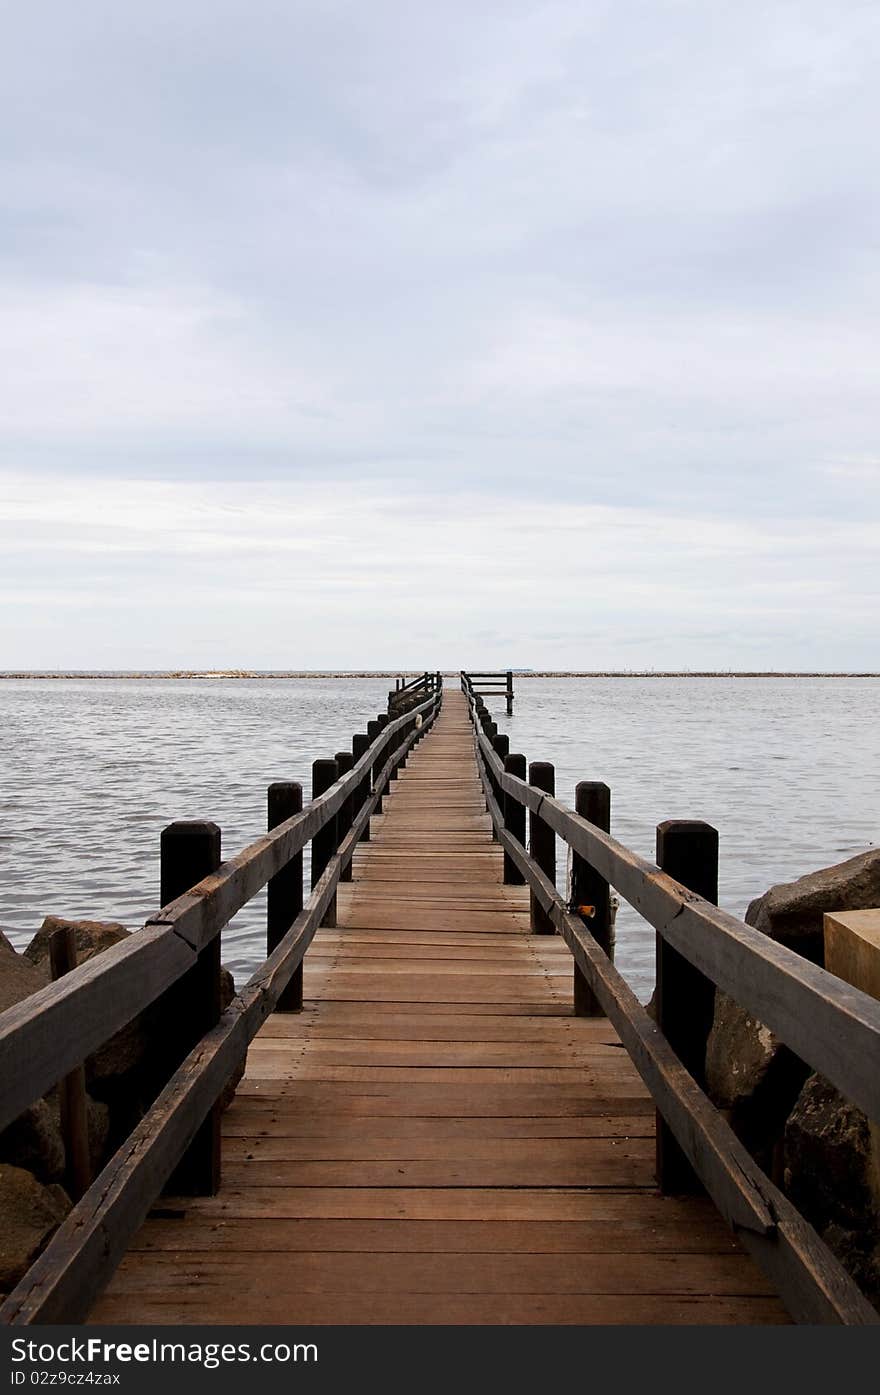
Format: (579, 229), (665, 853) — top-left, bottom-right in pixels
(571, 782), (612, 1016)
(528, 762), (556, 934)
(267, 783), (303, 1011)
(503, 753), (527, 885)
(48, 927), (91, 1201)
(311, 759), (339, 927)
(506, 669), (513, 716)
(334, 752), (355, 874)
(352, 733), (371, 841)
(159, 819), (222, 1195)
(655, 819), (719, 1194)
(490, 734), (509, 840)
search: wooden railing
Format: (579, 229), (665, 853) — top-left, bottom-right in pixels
(461, 669), (514, 715)
(0, 685), (443, 1325)
(388, 671), (442, 718)
(460, 673), (880, 1325)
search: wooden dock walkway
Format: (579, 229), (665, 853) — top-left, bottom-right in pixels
(90, 690), (786, 1325)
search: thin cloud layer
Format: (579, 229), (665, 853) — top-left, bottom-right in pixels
(1, 2), (878, 664)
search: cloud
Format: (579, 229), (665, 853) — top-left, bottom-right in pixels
(1, 2), (878, 663)
(0, 471), (876, 667)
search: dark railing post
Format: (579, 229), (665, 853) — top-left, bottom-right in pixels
(367, 717), (385, 788)
(503, 753), (527, 884)
(352, 733), (371, 841)
(311, 759), (339, 927)
(267, 782), (303, 1011)
(571, 782), (612, 1016)
(159, 819), (222, 1195)
(528, 762), (555, 934)
(506, 669), (513, 716)
(489, 734), (509, 840)
(334, 752), (355, 876)
(48, 927), (91, 1200)
(655, 819), (719, 1194)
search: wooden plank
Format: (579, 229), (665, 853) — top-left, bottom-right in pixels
(234, 1081), (651, 1113)
(90, 1288), (789, 1326)
(96, 1249), (775, 1297)
(129, 1215), (740, 1254)
(222, 1113), (653, 1139)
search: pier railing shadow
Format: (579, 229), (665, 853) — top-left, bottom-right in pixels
(461, 671), (880, 1325)
(0, 683), (443, 1324)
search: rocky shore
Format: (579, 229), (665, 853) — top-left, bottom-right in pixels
(0, 919), (241, 1298)
(704, 847), (880, 1306)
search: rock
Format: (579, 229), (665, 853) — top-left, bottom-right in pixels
(784, 1074), (876, 1229)
(784, 1074), (880, 1308)
(819, 1225), (880, 1310)
(43, 1091), (111, 1176)
(704, 849), (880, 1167)
(24, 916), (130, 970)
(744, 848), (880, 967)
(704, 994), (809, 1169)
(0, 928), (48, 1015)
(25, 918), (150, 1092)
(0, 1099), (65, 1184)
(0, 1164), (71, 1291)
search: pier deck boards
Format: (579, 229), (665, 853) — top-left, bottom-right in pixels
(90, 691), (788, 1325)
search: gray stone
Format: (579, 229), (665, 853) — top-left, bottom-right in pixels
(784, 1074), (876, 1230)
(704, 848), (880, 1166)
(0, 1098), (65, 1184)
(25, 919), (150, 1091)
(24, 916), (130, 970)
(784, 1074), (880, 1309)
(0, 1164), (71, 1291)
(0, 928), (48, 1015)
(744, 847), (880, 966)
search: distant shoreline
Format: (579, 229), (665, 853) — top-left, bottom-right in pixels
(1, 671), (877, 681)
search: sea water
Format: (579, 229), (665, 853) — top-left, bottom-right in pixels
(1, 676), (877, 1001)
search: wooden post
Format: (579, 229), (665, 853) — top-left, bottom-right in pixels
(48, 928), (91, 1201)
(352, 733), (371, 841)
(655, 819), (719, 1194)
(159, 819), (222, 1195)
(267, 782), (303, 1011)
(528, 762), (555, 934)
(503, 753), (527, 885)
(311, 759), (339, 928)
(490, 734), (509, 841)
(335, 751), (355, 874)
(506, 669), (513, 716)
(571, 782), (612, 1016)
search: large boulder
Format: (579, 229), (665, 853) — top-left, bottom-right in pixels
(26, 918), (149, 1095)
(705, 849), (880, 1168)
(0, 928), (48, 1015)
(743, 849), (880, 965)
(0, 1099), (65, 1184)
(784, 1074), (880, 1307)
(24, 917), (130, 970)
(0, 934), (66, 1183)
(0, 1164), (70, 1292)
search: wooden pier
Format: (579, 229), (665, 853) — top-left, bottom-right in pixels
(87, 690), (781, 1324)
(1, 676), (879, 1325)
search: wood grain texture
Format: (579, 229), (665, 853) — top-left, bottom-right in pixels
(89, 689), (788, 1328)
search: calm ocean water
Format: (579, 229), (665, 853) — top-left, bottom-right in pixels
(1, 677), (877, 1002)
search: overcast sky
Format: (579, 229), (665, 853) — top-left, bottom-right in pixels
(1, 1), (878, 669)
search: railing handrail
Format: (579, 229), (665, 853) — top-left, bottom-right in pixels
(462, 683), (880, 1325)
(0, 692), (440, 1135)
(467, 694), (880, 1128)
(1, 694), (443, 1325)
